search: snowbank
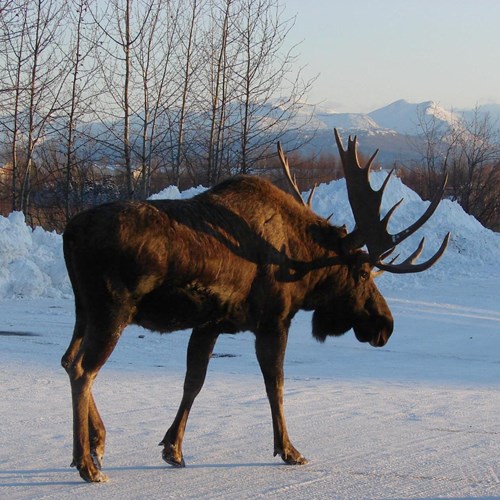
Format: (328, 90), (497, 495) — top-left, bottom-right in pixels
(148, 184), (207, 200)
(0, 212), (71, 300)
(310, 171), (500, 288)
(0, 173), (498, 300)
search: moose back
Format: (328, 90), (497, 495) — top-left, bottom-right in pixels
(61, 130), (449, 482)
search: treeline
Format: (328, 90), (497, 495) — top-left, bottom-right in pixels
(401, 108), (500, 231)
(0, 0), (314, 228)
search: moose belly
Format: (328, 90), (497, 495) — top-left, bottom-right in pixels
(133, 282), (247, 333)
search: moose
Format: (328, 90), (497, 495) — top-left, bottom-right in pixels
(61, 129), (449, 482)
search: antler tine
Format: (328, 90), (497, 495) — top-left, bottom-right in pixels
(277, 142), (313, 208)
(392, 173), (448, 246)
(335, 129), (391, 256)
(371, 251), (399, 278)
(335, 129), (379, 178)
(379, 168), (394, 195)
(375, 233), (450, 274)
(380, 198), (403, 230)
(306, 184), (317, 207)
(334, 128), (450, 274)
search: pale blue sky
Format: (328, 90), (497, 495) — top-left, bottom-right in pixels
(282, 0), (500, 112)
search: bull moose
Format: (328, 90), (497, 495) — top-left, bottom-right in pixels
(61, 129), (449, 482)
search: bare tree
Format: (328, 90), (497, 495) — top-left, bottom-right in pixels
(0, 0), (69, 214)
(92, 0), (155, 199)
(200, 0), (239, 185)
(451, 108), (500, 228)
(1, 0), (321, 222)
(58, 0), (102, 220)
(407, 105), (500, 230)
(232, 0), (314, 175)
(407, 104), (459, 199)
(186, 0), (315, 186)
(0, 0), (29, 211)
(173, 0), (204, 187)
(132, 0), (186, 198)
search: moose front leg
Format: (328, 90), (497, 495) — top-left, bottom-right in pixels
(160, 326), (219, 467)
(255, 329), (307, 465)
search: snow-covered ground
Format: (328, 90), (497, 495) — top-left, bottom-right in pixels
(1, 174), (499, 499)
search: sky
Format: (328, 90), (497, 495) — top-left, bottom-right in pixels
(282, 0), (500, 113)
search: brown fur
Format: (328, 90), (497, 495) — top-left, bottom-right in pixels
(61, 175), (393, 482)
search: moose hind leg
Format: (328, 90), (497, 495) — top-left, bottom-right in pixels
(62, 314), (87, 469)
(62, 313), (108, 472)
(160, 326), (219, 467)
(255, 329), (307, 465)
(67, 318), (125, 483)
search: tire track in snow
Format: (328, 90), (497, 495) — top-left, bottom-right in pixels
(388, 297), (500, 323)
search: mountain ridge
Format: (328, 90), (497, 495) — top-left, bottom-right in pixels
(306, 98), (500, 136)
(287, 99), (500, 164)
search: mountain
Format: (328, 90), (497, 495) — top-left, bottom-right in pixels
(289, 99), (499, 164)
(306, 99), (458, 136)
(368, 99), (456, 135)
(315, 112), (381, 132)
(0, 98), (490, 171)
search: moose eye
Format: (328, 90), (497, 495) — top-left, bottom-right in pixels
(359, 270), (370, 281)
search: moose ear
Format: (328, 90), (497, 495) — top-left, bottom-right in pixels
(309, 223), (345, 253)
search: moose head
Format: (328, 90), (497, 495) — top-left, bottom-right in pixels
(278, 129), (449, 348)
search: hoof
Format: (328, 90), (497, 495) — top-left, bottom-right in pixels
(76, 463), (109, 483)
(160, 442), (185, 467)
(81, 469), (109, 483)
(73, 458), (109, 482)
(283, 454), (308, 465)
(163, 454), (186, 468)
(275, 447), (308, 465)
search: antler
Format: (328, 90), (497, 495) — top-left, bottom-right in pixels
(277, 142), (315, 208)
(334, 128), (450, 274)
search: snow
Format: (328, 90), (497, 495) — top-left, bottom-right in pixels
(148, 184), (207, 201)
(309, 171), (500, 288)
(368, 99), (457, 135)
(310, 99), (461, 136)
(0, 175), (499, 498)
(0, 212), (71, 300)
(314, 112), (382, 133)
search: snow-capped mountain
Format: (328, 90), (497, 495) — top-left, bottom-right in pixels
(368, 99), (457, 135)
(315, 112), (381, 132)
(309, 99), (459, 136)
(288, 99), (499, 164)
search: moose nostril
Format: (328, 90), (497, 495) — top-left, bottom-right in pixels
(370, 330), (389, 348)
